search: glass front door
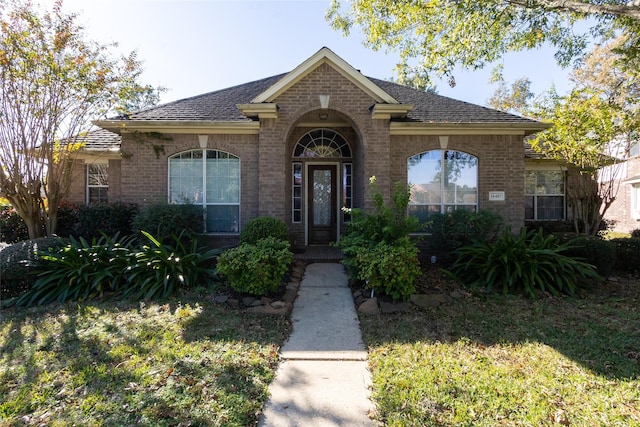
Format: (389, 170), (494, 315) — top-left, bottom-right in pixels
(308, 165), (337, 244)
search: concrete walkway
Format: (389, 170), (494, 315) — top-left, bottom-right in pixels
(259, 263), (375, 427)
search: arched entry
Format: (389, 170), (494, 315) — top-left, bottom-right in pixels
(292, 129), (352, 245)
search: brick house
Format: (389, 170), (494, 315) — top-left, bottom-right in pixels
(68, 47), (553, 250)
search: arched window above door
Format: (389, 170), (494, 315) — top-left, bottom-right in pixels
(293, 129), (351, 158)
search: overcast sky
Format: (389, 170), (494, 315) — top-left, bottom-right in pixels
(42, 0), (575, 107)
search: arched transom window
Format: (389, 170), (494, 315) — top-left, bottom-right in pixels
(407, 150), (478, 222)
(294, 129), (351, 158)
(169, 149), (240, 233)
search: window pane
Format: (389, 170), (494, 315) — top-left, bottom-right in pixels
(408, 151), (442, 204)
(88, 164), (108, 186)
(169, 158), (203, 203)
(536, 171), (564, 195)
(88, 187), (108, 204)
(206, 157), (240, 203)
(537, 196), (564, 220)
(407, 205), (440, 222)
(207, 205), (239, 233)
(525, 195), (535, 220)
(524, 171), (537, 194)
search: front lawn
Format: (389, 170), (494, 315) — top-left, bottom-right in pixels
(361, 272), (640, 426)
(0, 290), (289, 426)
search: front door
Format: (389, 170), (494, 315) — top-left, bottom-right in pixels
(308, 165), (337, 244)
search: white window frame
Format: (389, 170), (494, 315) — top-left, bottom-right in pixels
(524, 169), (566, 221)
(86, 162), (109, 205)
(168, 149), (241, 235)
(407, 149), (478, 223)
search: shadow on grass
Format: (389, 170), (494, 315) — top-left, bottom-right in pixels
(360, 280), (640, 380)
(0, 291), (289, 426)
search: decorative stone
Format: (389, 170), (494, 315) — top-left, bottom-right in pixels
(449, 290), (470, 299)
(271, 300), (286, 309)
(242, 296), (257, 307)
(287, 282), (299, 290)
(246, 302), (293, 316)
(358, 297), (380, 315)
(380, 301), (410, 314)
(282, 288), (298, 303)
(261, 297), (273, 305)
(352, 290), (362, 299)
(410, 293), (449, 308)
(250, 299), (263, 307)
(213, 294), (228, 304)
(226, 298), (240, 308)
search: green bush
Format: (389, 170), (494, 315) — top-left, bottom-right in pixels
(15, 234), (136, 306)
(123, 231), (220, 300)
(74, 202), (138, 240)
(426, 210), (504, 255)
(336, 179), (421, 298)
(355, 238), (420, 301)
(562, 235), (617, 277)
(217, 237), (292, 296)
(132, 203), (204, 242)
(611, 237), (640, 274)
(631, 229), (640, 239)
(0, 205), (29, 243)
(240, 216), (289, 244)
(446, 228), (600, 297)
(0, 236), (66, 299)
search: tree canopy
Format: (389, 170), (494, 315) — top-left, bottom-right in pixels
(327, 0), (640, 89)
(0, 0), (160, 238)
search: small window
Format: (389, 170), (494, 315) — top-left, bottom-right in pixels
(524, 170), (565, 220)
(294, 129), (351, 158)
(169, 149), (240, 234)
(87, 163), (108, 204)
(292, 162), (302, 223)
(407, 150), (478, 223)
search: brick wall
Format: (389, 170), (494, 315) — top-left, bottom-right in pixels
(391, 134), (525, 230)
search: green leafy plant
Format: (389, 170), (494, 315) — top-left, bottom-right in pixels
(240, 216), (289, 244)
(0, 204), (29, 243)
(611, 237), (640, 274)
(75, 202), (139, 240)
(336, 179), (421, 298)
(446, 228), (600, 297)
(217, 237), (292, 296)
(15, 234), (136, 306)
(132, 203), (204, 242)
(0, 236), (65, 299)
(355, 237), (421, 301)
(561, 235), (617, 277)
(123, 231), (220, 300)
(426, 209), (504, 255)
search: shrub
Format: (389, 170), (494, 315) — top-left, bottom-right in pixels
(217, 237), (292, 296)
(0, 205), (29, 243)
(561, 235), (617, 277)
(74, 203), (138, 240)
(631, 228), (640, 239)
(123, 231), (220, 300)
(15, 234), (136, 306)
(446, 228), (600, 297)
(611, 237), (640, 274)
(14, 231), (220, 306)
(355, 237), (420, 301)
(55, 202), (80, 237)
(426, 210), (504, 255)
(0, 236), (66, 299)
(240, 216), (289, 244)
(132, 203), (204, 242)
(336, 179), (421, 298)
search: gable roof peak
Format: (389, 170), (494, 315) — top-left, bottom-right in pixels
(250, 47), (400, 104)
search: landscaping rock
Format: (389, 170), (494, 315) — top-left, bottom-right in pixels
(226, 298), (240, 308)
(261, 296), (273, 305)
(282, 288), (298, 303)
(380, 301), (410, 314)
(246, 301), (292, 316)
(242, 296), (257, 307)
(213, 294), (229, 304)
(410, 293), (449, 308)
(271, 300), (287, 309)
(358, 297), (380, 315)
(250, 299), (263, 307)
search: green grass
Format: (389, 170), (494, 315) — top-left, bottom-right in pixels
(0, 289), (289, 426)
(361, 280), (640, 426)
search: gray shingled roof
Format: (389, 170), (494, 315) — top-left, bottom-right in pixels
(119, 73), (540, 125)
(76, 128), (121, 150)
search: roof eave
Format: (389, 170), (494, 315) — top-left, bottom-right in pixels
(389, 121), (552, 136)
(94, 120), (261, 135)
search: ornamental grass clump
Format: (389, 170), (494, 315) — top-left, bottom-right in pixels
(446, 228), (600, 297)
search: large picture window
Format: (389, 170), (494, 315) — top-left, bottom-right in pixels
(407, 150), (478, 222)
(169, 150), (240, 233)
(87, 163), (108, 204)
(525, 170), (565, 220)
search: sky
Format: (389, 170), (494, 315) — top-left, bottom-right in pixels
(43, 0), (575, 108)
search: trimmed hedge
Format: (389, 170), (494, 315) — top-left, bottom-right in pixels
(611, 237), (640, 274)
(240, 216), (289, 244)
(132, 204), (204, 242)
